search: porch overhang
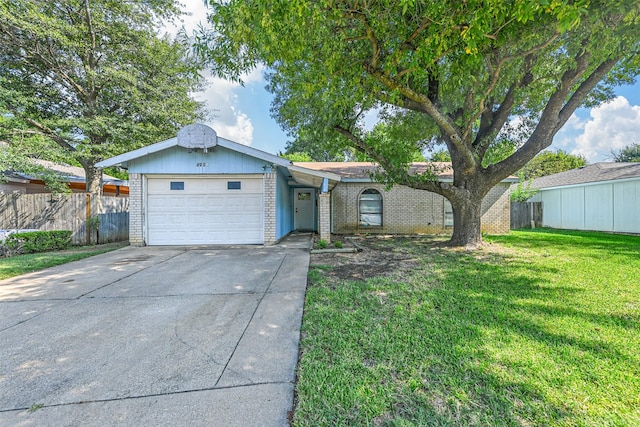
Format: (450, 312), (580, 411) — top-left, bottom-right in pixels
(286, 164), (341, 190)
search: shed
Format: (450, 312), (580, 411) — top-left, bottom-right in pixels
(529, 162), (640, 233)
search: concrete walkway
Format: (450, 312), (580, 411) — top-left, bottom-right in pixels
(0, 233), (312, 426)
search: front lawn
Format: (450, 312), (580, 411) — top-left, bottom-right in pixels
(293, 229), (640, 426)
(0, 242), (127, 280)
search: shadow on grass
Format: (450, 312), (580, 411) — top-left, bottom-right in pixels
(294, 234), (640, 426)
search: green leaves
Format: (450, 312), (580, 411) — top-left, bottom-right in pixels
(0, 0), (205, 192)
(520, 150), (587, 180)
(198, 0), (639, 245)
(611, 143), (640, 162)
(199, 0), (638, 177)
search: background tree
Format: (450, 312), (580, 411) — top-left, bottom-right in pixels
(0, 0), (205, 193)
(280, 151), (313, 162)
(428, 149), (452, 162)
(200, 1), (640, 247)
(611, 143), (640, 162)
(283, 129), (349, 161)
(520, 150), (588, 180)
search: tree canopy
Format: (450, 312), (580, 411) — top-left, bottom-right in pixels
(0, 0), (205, 193)
(611, 143), (640, 162)
(200, 0), (640, 247)
(520, 149), (588, 180)
(283, 129), (350, 161)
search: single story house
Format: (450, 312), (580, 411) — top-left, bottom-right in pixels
(96, 124), (514, 246)
(296, 162), (513, 236)
(529, 162), (640, 233)
(1, 159), (129, 197)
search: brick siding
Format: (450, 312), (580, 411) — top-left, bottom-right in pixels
(263, 172), (276, 245)
(318, 192), (331, 243)
(128, 173), (144, 245)
(480, 183), (511, 234)
(331, 182), (510, 235)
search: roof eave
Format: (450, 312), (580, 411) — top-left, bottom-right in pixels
(96, 138), (179, 168)
(216, 137), (291, 167)
(535, 175), (640, 191)
(286, 164), (342, 190)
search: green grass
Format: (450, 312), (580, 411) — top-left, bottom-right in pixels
(293, 229), (640, 426)
(0, 242), (127, 280)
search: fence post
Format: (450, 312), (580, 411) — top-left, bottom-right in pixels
(530, 202), (535, 229)
(86, 193), (91, 245)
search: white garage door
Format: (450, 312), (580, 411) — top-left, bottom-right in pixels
(146, 176), (263, 245)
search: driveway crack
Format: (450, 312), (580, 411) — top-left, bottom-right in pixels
(0, 381), (294, 413)
(172, 307), (226, 369)
(77, 250), (188, 299)
(214, 253), (288, 387)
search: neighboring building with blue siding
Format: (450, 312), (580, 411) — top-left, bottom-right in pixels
(529, 162), (640, 233)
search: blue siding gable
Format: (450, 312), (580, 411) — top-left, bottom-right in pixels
(127, 145), (268, 174)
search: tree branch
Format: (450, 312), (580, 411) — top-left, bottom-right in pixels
(401, 16), (434, 50)
(487, 40), (606, 182)
(5, 103), (77, 153)
(466, 35), (556, 145)
(333, 125), (443, 194)
(556, 57), (619, 130)
(344, 10), (380, 69)
(365, 65), (476, 170)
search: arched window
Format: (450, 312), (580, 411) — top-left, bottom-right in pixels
(359, 189), (382, 226)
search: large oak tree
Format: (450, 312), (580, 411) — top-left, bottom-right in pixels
(0, 0), (205, 193)
(199, 0), (640, 247)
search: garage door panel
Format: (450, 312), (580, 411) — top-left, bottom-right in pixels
(146, 177), (264, 245)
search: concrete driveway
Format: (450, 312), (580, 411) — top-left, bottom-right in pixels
(0, 234), (311, 426)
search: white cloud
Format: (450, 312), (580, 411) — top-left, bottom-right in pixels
(163, 0), (261, 146)
(552, 113), (585, 151)
(568, 97), (640, 161)
(163, 0), (209, 38)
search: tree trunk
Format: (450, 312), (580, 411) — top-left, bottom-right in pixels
(84, 164), (102, 195)
(449, 192), (484, 249)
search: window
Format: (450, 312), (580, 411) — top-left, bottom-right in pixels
(170, 181), (184, 190)
(444, 200), (453, 227)
(227, 181), (241, 190)
(359, 189), (382, 226)
(297, 192), (311, 201)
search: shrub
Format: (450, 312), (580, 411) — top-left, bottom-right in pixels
(3, 230), (72, 256)
(334, 241), (343, 249)
(511, 172), (539, 202)
(317, 239), (328, 249)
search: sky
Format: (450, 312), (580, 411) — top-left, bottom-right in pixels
(173, 1), (640, 163)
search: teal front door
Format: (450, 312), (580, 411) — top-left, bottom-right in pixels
(294, 188), (315, 231)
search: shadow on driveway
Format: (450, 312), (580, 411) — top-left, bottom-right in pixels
(0, 235), (311, 426)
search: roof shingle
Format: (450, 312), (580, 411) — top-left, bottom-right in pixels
(293, 162), (454, 179)
(530, 162), (640, 189)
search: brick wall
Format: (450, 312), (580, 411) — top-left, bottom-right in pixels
(318, 192), (331, 243)
(128, 173), (144, 245)
(480, 182), (511, 234)
(331, 182), (510, 235)
(263, 172), (276, 245)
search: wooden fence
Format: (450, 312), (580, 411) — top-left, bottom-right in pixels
(0, 193), (129, 245)
(510, 201), (543, 229)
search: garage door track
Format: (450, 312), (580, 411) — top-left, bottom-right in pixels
(0, 234), (311, 426)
